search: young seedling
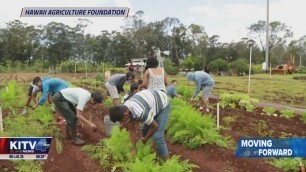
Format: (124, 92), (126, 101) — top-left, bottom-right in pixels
(228, 103), (236, 108)
(55, 136), (63, 154)
(219, 100), (228, 109)
(246, 103), (256, 112)
(280, 109), (295, 119)
(300, 112), (306, 123)
(263, 107), (276, 116)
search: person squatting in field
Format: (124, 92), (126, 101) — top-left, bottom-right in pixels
(121, 83), (140, 104)
(187, 71), (215, 113)
(21, 77), (55, 115)
(109, 89), (171, 160)
(105, 72), (135, 105)
(166, 80), (182, 99)
(53, 88), (103, 146)
(22, 78), (41, 115)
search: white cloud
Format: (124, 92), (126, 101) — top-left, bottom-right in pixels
(188, 3), (265, 42)
(187, 0), (306, 42)
(270, 0), (306, 39)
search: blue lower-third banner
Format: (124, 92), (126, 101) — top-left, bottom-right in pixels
(236, 138), (306, 158)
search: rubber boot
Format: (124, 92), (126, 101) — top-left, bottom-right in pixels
(65, 125), (71, 139)
(70, 128), (85, 146)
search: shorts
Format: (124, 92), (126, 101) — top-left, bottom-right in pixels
(27, 86), (33, 96)
(105, 82), (119, 99)
(201, 86), (213, 99)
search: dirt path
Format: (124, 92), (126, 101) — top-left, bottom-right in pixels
(210, 95), (306, 114)
(258, 102), (306, 114)
(44, 105), (108, 172)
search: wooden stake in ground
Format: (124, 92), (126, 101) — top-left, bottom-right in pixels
(0, 106), (3, 132)
(217, 103), (219, 130)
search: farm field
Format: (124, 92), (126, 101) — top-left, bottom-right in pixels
(169, 73), (306, 109)
(0, 72), (306, 172)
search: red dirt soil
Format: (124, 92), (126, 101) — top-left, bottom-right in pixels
(43, 104), (108, 172)
(1, 96), (304, 171)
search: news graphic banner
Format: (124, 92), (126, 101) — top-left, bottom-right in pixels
(0, 137), (52, 159)
(20, 7), (129, 17)
(236, 138), (306, 158)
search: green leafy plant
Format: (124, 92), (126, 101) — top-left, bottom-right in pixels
(56, 136), (63, 154)
(219, 100), (228, 109)
(176, 85), (194, 101)
(263, 107), (276, 116)
(222, 117), (235, 128)
(246, 103), (256, 112)
(168, 98), (228, 149)
(256, 120), (271, 137)
(238, 99), (249, 109)
(280, 109), (295, 119)
(95, 73), (104, 82)
(295, 158), (305, 167)
(82, 126), (199, 171)
(30, 106), (54, 125)
(0, 81), (18, 108)
(103, 98), (113, 107)
(301, 112), (306, 123)
(219, 92), (258, 110)
(270, 158), (300, 171)
(13, 160), (44, 172)
(250, 98), (259, 105)
(228, 103), (236, 108)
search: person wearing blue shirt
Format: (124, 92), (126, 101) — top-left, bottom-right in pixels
(32, 77), (68, 108)
(21, 77), (56, 115)
(166, 80), (181, 98)
(187, 71), (214, 113)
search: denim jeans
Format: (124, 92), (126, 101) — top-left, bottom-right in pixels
(142, 102), (171, 156)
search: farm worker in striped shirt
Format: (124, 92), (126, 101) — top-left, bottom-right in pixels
(187, 71), (215, 113)
(105, 72), (135, 105)
(32, 77), (68, 108)
(109, 89), (171, 160)
(53, 88), (103, 145)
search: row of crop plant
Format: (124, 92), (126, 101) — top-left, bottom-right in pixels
(177, 84), (306, 171)
(0, 81), (61, 172)
(92, 92), (232, 171)
(82, 126), (199, 172)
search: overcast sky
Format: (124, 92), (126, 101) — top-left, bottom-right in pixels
(1, 0), (305, 43)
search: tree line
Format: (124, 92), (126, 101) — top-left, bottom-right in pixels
(0, 10), (305, 73)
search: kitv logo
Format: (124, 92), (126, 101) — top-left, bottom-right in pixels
(8, 138), (51, 153)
